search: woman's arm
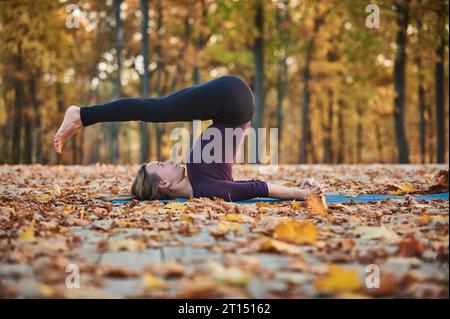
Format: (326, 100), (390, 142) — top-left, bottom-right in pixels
(266, 182), (311, 200)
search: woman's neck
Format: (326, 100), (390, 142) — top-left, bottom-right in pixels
(167, 175), (193, 199)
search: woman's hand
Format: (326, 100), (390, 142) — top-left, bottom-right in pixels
(300, 177), (324, 196)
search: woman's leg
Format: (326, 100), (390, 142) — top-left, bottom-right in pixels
(80, 75), (254, 127)
(54, 75), (254, 153)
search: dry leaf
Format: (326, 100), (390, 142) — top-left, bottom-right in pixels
(207, 261), (252, 286)
(165, 202), (187, 211)
(107, 239), (146, 251)
(143, 273), (166, 289)
(305, 193), (328, 216)
(274, 220), (318, 245)
(52, 184), (61, 196)
(18, 227), (35, 241)
(354, 226), (400, 244)
(315, 265), (361, 294)
(389, 183), (415, 195)
(258, 237), (301, 255)
(397, 233), (426, 257)
(217, 221), (242, 232)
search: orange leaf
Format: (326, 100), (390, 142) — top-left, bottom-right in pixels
(397, 233), (426, 257)
(315, 265), (361, 294)
(305, 193), (328, 216)
(274, 220), (318, 245)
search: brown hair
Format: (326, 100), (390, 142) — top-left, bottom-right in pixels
(131, 164), (170, 200)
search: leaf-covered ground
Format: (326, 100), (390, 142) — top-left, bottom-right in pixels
(0, 164), (448, 298)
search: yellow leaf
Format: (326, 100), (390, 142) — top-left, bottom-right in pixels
(114, 220), (137, 228)
(217, 221), (241, 232)
(18, 227), (35, 241)
(52, 184), (61, 196)
(165, 202), (187, 211)
(418, 215), (433, 225)
(221, 213), (244, 223)
(38, 284), (56, 298)
(108, 239), (145, 251)
(416, 215), (448, 225)
(389, 183), (415, 195)
(180, 212), (194, 222)
(58, 226), (69, 233)
(258, 237), (301, 255)
(258, 206), (270, 213)
(290, 200), (303, 210)
(305, 193), (328, 216)
(274, 220), (318, 245)
(36, 193), (51, 203)
(207, 261), (251, 286)
(315, 265), (361, 294)
(143, 273), (166, 289)
(353, 226), (400, 244)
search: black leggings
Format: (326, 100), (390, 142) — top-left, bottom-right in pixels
(80, 75), (255, 127)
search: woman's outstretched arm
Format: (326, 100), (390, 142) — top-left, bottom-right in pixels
(267, 182), (327, 207)
(267, 183), (310, 200)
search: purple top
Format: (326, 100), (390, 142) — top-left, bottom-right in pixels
(186, 121), (268, 201)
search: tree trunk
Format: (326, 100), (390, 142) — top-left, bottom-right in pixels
(435, 12), (446, 163)
(416, 56), (427, 163)
(427, 94), (434, 163)
(23, 115), (32, 164)
(109, 0), (123, 164)
(300, 15), (323, 163)
(393, 1), (410, 163)
(336, 99), (345, 164)
(323, 89), (334, 163)
(252, 0), (265, 164)
(356, 103), (363, 163)
(375, 123), (384, 163)
(300, 43), (312, 164)
(12, 43), (23, 164)
(140, 0), (150, 163)
(275, 0), (289, 147)
(29, 75), (42, 163)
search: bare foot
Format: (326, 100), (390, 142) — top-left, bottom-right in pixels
(53, 105), (82, 153)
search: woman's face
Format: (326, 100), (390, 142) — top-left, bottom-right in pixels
(145, 160), (185, 185)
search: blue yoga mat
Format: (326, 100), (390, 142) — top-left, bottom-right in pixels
(111, 192), (449, 205)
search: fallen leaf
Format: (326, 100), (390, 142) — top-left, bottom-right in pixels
(417, 215), (433, 226)
(107, 239), (146, 251)
(207, 261), (252, 286)
(258, 237), (301, 255)
(274, 220), (318, 245)
(52, 184), (61, 196)
(143, 273), (166, 289)
(217, 221), (242, 232)
(165, 202), (187, 211)
(353, 226), (400, 244)
(305, 193), (328, 216)
(18, 227), (35, 241)
(36, 193), (51, 204)
(389, 183), (415, 195)
(315, 265), (361, 294)
(397, 233), (426, 257)
(220, 213), (253, 223)
(180, 212), (194, 222)
(113, 220), (137, 228)
(290, 200), (303, 210)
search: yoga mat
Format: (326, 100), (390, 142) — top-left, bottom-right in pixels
(110, 192), (449, 205)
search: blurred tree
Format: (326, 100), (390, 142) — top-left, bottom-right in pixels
(140, 0), (150, 163)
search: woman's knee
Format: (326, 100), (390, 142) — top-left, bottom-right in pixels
(222, 76), (255, 122)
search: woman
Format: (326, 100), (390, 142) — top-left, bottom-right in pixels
(53, 75), (325, 202)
